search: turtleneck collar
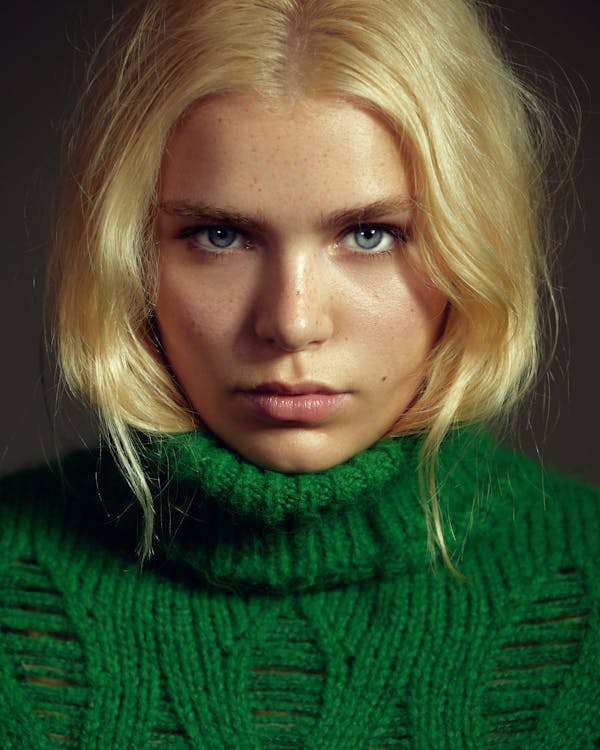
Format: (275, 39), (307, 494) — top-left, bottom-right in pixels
(141, 428), (490, 593)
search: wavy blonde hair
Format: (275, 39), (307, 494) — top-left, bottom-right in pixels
(48, 0), (563, 566)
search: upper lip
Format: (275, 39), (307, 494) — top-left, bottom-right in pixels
(242, 381), (343, 396)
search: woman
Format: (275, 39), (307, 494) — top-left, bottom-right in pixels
(1, 0), (598, 747)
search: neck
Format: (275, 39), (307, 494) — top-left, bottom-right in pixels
(138, 428), (488, 592)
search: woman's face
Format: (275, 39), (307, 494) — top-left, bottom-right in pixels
(155, 94), (447, 472)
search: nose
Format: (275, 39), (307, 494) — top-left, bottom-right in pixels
(254, 248), (334, 351)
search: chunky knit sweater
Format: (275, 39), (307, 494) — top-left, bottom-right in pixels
(0, 429), (598, 749)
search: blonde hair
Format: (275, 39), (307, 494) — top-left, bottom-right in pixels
(48, 0), (564, 565)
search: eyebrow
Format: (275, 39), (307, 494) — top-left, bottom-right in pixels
(159, 197), (416, 233)
(159, 201), (267, 235)
(325, 197), (415, 229)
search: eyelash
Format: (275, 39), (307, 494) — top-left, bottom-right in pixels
(176, 223), (411, 257)
(342, 225), (411, 257)
(177, 225), (249, 252)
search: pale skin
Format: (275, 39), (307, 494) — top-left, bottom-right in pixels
(155, 94), (448, 472)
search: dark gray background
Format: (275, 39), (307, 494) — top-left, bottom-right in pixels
(1, 1), (598, 481)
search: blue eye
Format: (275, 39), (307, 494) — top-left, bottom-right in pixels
(179, 225), (243, 252)
(205, 227), (239, 248)
(342, 225), (406, 254)
(354, 227), (386, 250)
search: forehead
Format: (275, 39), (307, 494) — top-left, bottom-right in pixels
(160, 94), (411, 216)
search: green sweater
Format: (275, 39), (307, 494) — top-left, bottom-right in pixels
(0, 429), (598, 749)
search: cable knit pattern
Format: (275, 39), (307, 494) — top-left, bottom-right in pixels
(0, 429), (599, 749)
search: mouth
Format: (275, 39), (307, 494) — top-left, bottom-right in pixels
(237, 381), (348, 422)
(248, 381), (341, 396)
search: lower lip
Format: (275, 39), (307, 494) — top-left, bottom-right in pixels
(241, 392), (347, 422)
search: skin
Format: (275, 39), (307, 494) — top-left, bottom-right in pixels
(154, 94), (447, 472)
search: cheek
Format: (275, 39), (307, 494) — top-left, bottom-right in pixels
(156, 261), (222, 337)
(157, 294), (226, 355)
(352, 271), (446, 357)
(155, 270), (209, 366)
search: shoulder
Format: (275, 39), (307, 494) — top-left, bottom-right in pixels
(1, 448), (102, 500)
(1, 448), (102, 525)
(0, 447), (137, 568)
(483, 439), (600, 557)
(448, 438), (600, 742)
(453, 432), (600, 634)
(443, 429), (600, 535)
(440, 428), (600, 586)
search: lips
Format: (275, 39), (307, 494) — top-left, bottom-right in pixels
(249, 381), (340, 396)
(237, 381), (347, 422)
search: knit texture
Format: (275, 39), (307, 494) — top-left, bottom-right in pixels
(0, 429), (599, 749)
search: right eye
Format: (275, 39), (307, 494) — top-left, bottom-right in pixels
(179, 225), (244, 251)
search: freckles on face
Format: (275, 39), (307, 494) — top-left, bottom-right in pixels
(154, 94), (447, 472)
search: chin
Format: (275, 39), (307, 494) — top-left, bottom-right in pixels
(232, 429), (361, 474)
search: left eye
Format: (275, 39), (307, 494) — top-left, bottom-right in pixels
(205, 227), (239, 248)
(180, 225), (243, 252)
(342, 226), (401, 253)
